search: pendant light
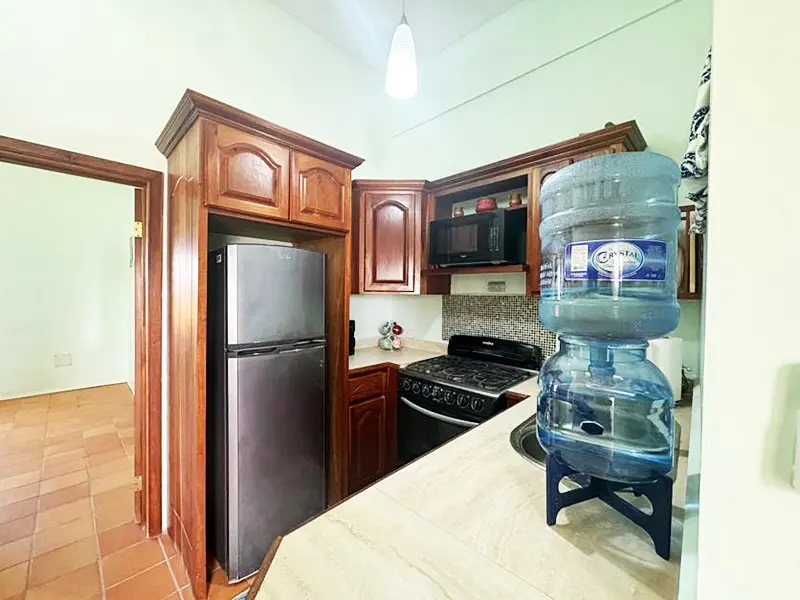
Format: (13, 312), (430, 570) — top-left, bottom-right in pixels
(385, 0), (418, 99)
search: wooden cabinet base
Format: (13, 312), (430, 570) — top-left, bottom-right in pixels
(346, 364), (398, 496)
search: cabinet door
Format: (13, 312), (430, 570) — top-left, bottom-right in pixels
(527, 159), (570, 294)
(347, 395), (387, 495)
(291, 152), (350, 231)
(678, 205), (703, 299)
(205, 122), (290, 220)
(360, 190), (421, 293)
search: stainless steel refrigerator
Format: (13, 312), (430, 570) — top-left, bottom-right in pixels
(207, 244), (326, 582)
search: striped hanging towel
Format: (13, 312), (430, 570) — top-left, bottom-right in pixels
(681, 48), (711, 234)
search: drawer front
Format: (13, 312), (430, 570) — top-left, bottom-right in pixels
(349, 371), (387, 403)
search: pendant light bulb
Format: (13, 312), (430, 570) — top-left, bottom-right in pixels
(385, 2), (417, 99)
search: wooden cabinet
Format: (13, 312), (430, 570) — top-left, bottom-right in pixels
(526, 159), (570, 294)
(678, 205), (703, 299)
(156, 90), (364, 600)
(348, 395), (388, 494)
(205, 122), (290, 220)
(421, 121), (648, 296)
(291, 152), (351, 231)
(352, 181), (425, 294)
(346, 364), (397, 495)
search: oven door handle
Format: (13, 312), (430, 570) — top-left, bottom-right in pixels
(399, 396), (480, 428)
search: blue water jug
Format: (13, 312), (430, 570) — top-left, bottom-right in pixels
(538, 152), (681, 340)
(536, 152), (680, 482)
(536, 337), (674, 482)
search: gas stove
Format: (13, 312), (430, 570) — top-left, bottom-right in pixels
(398, 335), (542, 422)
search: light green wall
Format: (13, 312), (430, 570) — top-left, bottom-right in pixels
(373, 0), (712, 178)
(0, 163), (134, 400)
(0, 0), (379, 171)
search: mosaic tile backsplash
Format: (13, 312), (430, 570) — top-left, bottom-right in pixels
(442, 296), (558, 357)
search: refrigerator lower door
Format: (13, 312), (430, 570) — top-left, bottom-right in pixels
(225, 343), (326, 581)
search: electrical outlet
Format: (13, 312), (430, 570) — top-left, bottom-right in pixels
(487, 281), (506, 293)
(53, 353), (72, 368)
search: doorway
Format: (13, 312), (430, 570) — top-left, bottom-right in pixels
(0, 136), (163, 594)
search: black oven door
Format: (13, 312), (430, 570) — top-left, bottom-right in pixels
(429, 211), (503, 266)
(397, 395), (479, 466)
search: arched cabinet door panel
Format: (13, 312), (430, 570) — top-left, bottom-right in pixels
(291, 152), (350, 231)
(205, 122), (290, 221)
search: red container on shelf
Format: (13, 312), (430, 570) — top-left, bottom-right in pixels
(475, 197), (498, 212)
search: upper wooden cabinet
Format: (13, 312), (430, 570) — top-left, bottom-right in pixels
(291, 152), (351, 231)
(352, 180), (425, 294)
(678, 205), (703, 299)
(155, 90), (363, 232)
(424, 121), (648, 296)
(205, 122), (290, 220)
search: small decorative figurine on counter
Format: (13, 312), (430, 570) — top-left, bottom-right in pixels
(378, 321), (404, 351)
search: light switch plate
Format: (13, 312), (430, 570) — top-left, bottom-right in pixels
(53, 353), (72, 368)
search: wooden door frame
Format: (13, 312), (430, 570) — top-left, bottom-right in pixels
(0, 135), (164, 537)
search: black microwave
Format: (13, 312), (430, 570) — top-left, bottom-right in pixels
(429, 209), (527, 267)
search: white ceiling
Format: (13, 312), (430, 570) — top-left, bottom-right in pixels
(269, 0), (525, 69)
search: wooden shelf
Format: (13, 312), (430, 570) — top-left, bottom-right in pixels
(422, 264), (528, 276)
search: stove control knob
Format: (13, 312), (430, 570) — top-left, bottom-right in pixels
(432, 387), (443, 401)
(471, 398), (486, 413)
(443, 390), (455, 405)
(422, 385), (431, 397)
(457, 394), (469, 408)
(401, 379), (411, 391)
(412, 382), (420, 394)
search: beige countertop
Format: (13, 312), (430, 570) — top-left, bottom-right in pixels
(348, 343), (447, 371)
(254, 397), (686, 600)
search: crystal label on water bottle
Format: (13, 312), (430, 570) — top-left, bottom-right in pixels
(564, 239), (667, 282)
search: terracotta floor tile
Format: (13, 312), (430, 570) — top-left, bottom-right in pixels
(160, 534), (178, 558)
(43, 449), (85, 467)
(89, 470), (130, 496)
(33, 516), (94, 556)
(0, 482), (39, 509)
(42, 439), (85, 459)
(208, 568), (253, 600)
(0, 535), (31, 570)
(101, 538), (164, 588)
(88, 457), (131, 481)
(41, 457), (86, 480)
(25, 562), (101, 600)
(0, 459), (42, 480)
(83, 434), (123, 456)
(0, 514), (35, 545)
(0, 498), (37, 525)
(94, 498), (134, 533)
(37, 482), (89, 512)
(0, 469), (41, 492)
(106, 562), (176, 600)
(92, 486), (131, 511)
(164, 593), (181, 600)
(82, 424), (116, 439)
(1, 449), (43, 467)
(28, 536), (97, 587)
(40, 470), (88, 495)
(0, 561), (28, 599)
(168, 555), (189, 588)
(98, 522), (146, 557)
(43, 432), (83, 448)
(86, 449), (127, 469)
(36, 498), (92, 532)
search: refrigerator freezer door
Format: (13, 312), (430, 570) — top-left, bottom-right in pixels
(226, 245), (325, 346)
(225, 343), (326, 581)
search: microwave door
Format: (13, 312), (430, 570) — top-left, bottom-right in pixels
(449, 213), (499, 265)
